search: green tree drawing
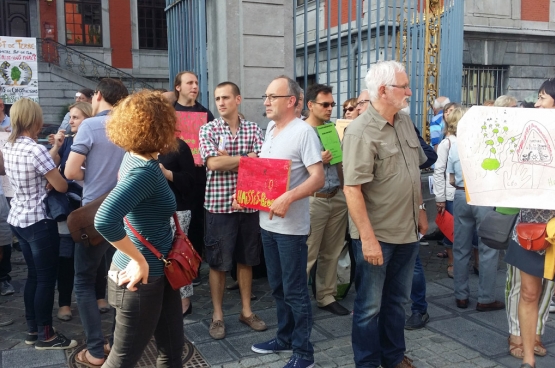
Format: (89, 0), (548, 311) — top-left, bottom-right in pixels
(10, 67), (21, 86)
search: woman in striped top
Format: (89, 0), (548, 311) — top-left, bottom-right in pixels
(95, 91), (183, 368)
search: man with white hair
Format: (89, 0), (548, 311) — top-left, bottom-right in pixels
(343, 61), (428, 368)
(430, 96), (450, 150)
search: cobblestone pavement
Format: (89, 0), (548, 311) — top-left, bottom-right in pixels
(1, 240), (554, 368)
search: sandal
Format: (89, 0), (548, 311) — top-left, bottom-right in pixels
(75, 349), (105, 368)
(520, 364), (535, 368)
(534, 340), (547, 356)
(508, 336), (524, 359)
(436, 251), (448, 258)
(447, 264), (454, 278)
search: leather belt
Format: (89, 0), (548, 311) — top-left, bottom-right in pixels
(455, 186), (465, 191)
(314, 187), (339, 199)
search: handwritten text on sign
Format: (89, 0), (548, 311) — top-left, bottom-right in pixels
(175, 111), (207, 165)
(236, 157), (291, 211)
(0, 37), (39, 103)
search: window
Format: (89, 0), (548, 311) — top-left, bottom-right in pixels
(65, 0), (102, 46)
(138, 0), (167, 50)
(297, 0), (316, 6)
(462, 65), (508, 106)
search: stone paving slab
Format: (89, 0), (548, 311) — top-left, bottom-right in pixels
(1, 346), (66, 368)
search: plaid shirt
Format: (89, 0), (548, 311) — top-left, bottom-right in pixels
(199, 117), (264, 213)
(4, 136), (56, 227)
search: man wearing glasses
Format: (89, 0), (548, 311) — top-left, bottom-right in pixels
(356, 89), (370, 115)
(343, 61), (428, 368)
(248, 76), (324, 368)
(303, 84), (349, 316)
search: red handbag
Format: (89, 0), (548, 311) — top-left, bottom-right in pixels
(515, 223), (549, 252)
(124, 214), (202, 290)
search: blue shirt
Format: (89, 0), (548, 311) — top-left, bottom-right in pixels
(430, 111), (444, 147)
(1, 115), (10, 131)
(70, 110), (125, 204)
(446, 139), (463, 187)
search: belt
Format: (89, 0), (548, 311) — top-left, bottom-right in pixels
(455, 186), (465, 191)
(314, 187), (339, 199)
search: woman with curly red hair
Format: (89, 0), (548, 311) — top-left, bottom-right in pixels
(95, 90), (183, 367)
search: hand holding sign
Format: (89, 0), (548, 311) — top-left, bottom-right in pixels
(316, 124), (342, 165)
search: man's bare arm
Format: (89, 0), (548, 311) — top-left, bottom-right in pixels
(64, 152), (86, 181)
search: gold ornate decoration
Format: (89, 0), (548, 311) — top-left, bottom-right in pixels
(422, 0), (443, 143)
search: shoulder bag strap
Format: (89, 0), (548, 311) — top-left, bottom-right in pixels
(124, 217), (164, 260)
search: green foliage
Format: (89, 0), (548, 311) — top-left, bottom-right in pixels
(10, 67), (21, 83)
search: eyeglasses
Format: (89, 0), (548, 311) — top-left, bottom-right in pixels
(343, 106), (356, 113)
(387, 84), (410, 90)
(262, 95), (292, 102)
(311, 101), (336, 109)
(357, 100), (370, 106)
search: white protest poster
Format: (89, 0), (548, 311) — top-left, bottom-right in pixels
(0, 132), (14, 197)
(0, 36), (39, 104)
(458, 106), (555, 210)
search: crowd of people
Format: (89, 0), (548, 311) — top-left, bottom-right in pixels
(0, 61), (553, 368)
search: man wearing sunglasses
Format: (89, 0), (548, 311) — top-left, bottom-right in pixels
(304, 84), (349, 316)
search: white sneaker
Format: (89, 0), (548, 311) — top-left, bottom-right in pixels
(549, 300), (555, 313)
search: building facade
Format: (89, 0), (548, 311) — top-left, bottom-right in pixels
(0, 0), (169, 124)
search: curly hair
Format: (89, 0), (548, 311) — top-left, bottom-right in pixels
(106, 90), (178, 154)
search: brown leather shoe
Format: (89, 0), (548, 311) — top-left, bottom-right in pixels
(476, 300), (505, 312)
(394, 356), (415, 368)
(239, 313), (267, 331)
(456, 298), (469, 309)
(209, 320), (225, 340)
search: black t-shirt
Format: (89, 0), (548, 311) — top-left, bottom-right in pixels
(174, 101), (215, 122)
(159, 139), (196, 211)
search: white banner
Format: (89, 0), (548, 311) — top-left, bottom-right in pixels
(0, 36), (39, 104)
(458, 106), (555, 210)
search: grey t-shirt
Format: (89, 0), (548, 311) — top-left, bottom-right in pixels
(70, 110), (124, 205)
(259, 118), (322, 235)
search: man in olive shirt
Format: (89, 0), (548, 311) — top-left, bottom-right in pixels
(343, 61), (428, 368)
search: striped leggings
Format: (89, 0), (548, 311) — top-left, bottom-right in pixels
(505, 264), (554, 335)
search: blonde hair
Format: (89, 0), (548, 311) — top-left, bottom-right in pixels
(69, 102), (93, 119)
(445, 106), (466, 136)
(8, 98), (43, 143)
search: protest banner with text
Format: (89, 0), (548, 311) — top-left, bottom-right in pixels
(175, 111), (207, 165)
(0, 37), (39, 104)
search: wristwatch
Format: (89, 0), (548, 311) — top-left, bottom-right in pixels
(419, 203), (426, 211)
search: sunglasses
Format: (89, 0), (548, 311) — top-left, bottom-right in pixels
(343, 106), (356, 113)
(311, 101), (336, 108)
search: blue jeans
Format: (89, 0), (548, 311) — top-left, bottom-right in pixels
(261, 229), (313, 361)
(351, 239), (419, 368)
(74, 240), (114, 359)
(409, 254), (427, 314)
(11, 220), (60, 340)
(453, 190), (498, 303)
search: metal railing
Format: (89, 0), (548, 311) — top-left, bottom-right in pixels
(37, 38), (155, 91)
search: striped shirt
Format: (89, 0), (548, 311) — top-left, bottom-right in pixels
(4, 136), (56, 227)
(95, 153), (176, 276)
(199, 117), (264, 213)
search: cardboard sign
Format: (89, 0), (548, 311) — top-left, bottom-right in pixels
(316, 123), (342, 165)
(335, 119), (352, 141)
(236, 157), (291, 211)
(435, 211), (454, 243)
(0, 36), (39, 103)
(175, 111), (207, 165)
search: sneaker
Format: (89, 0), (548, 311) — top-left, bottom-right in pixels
(0, 280), (14, 296)
(34, 333), (77, 350)
(284, 356), (315, 368)
(394, 356), (415, 368)
(419, 240), (429, 246)
(0, 317), (13, 327)
(404, 312), (429, 330)
(25, 333), (38, 345)
(251, 338), (293, 354)
(549, 300), (555, 313)
(239, 313), (267, 331)
(209, 320), (225, 340)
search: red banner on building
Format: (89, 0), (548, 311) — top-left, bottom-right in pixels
(236, 157), (291, 212)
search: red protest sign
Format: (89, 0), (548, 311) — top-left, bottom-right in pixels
(175, 111), (207, 165)
(435, 211), (454, 243)
(236, 157), (291, 212)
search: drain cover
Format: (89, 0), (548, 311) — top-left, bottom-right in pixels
(67, 339), (209, 367)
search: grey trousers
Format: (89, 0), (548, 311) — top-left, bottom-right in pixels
(453, 190), (499, 303)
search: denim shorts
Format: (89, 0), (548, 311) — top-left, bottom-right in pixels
(204, 211), (261, 271)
